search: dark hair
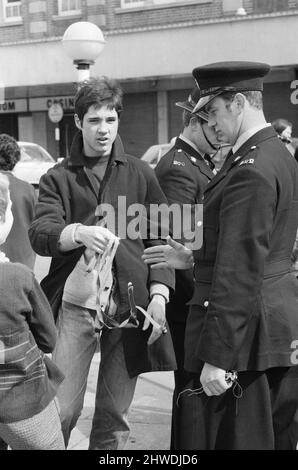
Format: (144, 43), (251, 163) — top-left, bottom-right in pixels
(74, 76), (123, 122)
(220, 90), (263, 110)
(271, 118), (292, 136)
(0, 134), (21, 171)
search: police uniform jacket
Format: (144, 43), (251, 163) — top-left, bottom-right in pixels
(185, 126), (298, 373)
(155, 137), (214, 323)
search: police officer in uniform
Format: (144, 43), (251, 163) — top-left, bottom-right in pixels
(155, 89), (218, 449)
(143, 61), (298, 450)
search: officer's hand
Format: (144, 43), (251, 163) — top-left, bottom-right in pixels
(75, 225), (112, 254)
(143, 295), (166, 345)
(142, 236), (193, 269)
(200, 363), (231, 396)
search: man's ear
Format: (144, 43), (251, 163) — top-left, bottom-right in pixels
(189, 115), (199, 130)
(74, 114), (82, 130)
(233, 93), (246, 113)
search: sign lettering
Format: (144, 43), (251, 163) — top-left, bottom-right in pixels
(0, 99), (27, 114)
(290, 80), (298, 105)
(46, 97), (75, 110)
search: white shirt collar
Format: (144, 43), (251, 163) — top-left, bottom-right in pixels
(232, 123), (271, 154)
(179, 134), (204, 157)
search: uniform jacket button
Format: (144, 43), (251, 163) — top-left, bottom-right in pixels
(204, 301), (209, 307)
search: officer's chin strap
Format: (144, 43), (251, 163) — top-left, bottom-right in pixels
(201, 124), (218, 153)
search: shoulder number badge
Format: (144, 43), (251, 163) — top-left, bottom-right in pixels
(239, 158), (254, 166)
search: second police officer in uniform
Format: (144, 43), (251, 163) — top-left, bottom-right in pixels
(155, 88), (218, 449)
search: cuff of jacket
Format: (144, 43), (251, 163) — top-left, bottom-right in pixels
(149, 282), (169, 303)
(58, 223), (83, 252)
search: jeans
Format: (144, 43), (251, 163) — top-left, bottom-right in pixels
(52, 301), (137, 450)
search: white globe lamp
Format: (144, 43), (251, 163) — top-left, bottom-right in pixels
(62, 21), (106, 81)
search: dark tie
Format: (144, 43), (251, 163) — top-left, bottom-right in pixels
(204, 154), (215, 171)
(221, 148), (234, 170)
(225, 148), (234, 161)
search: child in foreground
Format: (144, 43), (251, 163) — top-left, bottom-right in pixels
(0, 173), (65, 450)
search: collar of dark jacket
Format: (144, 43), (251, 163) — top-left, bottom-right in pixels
(175, 137), (214, 177)
(204, 126), (280, 195)
(175, 137), (204, 160)
(68, 131), (127, 167)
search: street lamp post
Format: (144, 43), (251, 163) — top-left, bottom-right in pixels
(62, 21), (106, 82)
(61, 21), (106, 157)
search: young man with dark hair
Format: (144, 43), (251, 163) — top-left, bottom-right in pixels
(143, 62), (298, 449)
(0, 133), (36, 269)
(29, 76), (176, 450)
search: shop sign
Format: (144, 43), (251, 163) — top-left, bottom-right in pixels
(0, 99), (27, 113)
(30, 96), (75, 112)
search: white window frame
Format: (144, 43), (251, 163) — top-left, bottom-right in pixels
(153, 0), (177, 5)
(58, 0), (81, 16)
(121, 0), (201, 9)
(121, 0), (145, 8)
(152, 0), (205, 4)
(3, 0), (22, 22)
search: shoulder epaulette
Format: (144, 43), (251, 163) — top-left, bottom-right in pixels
(172, 148), (186, 167)
(237, 146), (258, 167)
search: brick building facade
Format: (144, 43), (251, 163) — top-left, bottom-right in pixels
(0, 0), (297, 158)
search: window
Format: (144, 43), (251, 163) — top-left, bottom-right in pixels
(252, 0), (291, 14)
(58, 0), (81, 16)
(153, 0), (178, 4)
(121, 0), (199, 8)
(3, 0), (21, 22)
(121, 0), (144, 7)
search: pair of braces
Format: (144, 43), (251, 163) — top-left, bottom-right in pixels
(128, 282), (167, 334)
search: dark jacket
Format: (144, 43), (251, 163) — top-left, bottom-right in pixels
(0, 262), (63, 423)
(29, 133), (176, 377)
(155, 137), (214, 323)
(185, 126), (298, 373)
(1, 171), (36, 269)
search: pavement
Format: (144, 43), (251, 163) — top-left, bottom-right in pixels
(67, 354), (174, 451)
(34, 256), (175, 451)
